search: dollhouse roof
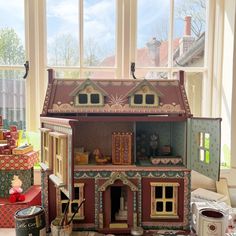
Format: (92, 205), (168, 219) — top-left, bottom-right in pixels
(41, 73), (191, 117)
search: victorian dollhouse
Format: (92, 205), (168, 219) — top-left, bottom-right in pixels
(40, 69), (221, 233)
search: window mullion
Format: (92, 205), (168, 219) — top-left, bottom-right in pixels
(116, 0), (123, 79)
(168, 0), (174, 79)
(79, 0), (84, 77)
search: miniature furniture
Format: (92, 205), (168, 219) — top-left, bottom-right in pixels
(40, 69), (221, 234)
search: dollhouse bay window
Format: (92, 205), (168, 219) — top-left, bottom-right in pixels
(40, 128), (52, 169)
(59, 183), (85, 220)
(150, 182), (179, 219)
(49, 132), (67, 186)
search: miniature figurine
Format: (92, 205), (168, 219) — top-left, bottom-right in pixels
(92, 148), (110, 164)
(9, 175), (25, 203)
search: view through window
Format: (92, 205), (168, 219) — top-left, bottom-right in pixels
(0, 0), (26, 130)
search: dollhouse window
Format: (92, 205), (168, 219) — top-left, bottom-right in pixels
(199, 132), (210, 164)
(132, 92), (157, 106)
(134, 94), (143, 104)
(50, 132), (67, 184)
(146, 94), (154, 104)
(150, 182), (179, 219)
(40, 128), (52, 169)
(91, 94), (100, 104)
(59, 183), (85, 220)
(78, 94), (88, 104)
(76, 92), (102, 106)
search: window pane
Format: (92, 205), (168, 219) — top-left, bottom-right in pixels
(74, 187), (80, 199)
(134, 94), (143, 105)
(205, 133), (210, 149)
(173, 0), (206, 67)
(165, 186), (173, 198)
(91, 94), (100, 104)
(146, 94), (154, 104)
(137, 0), (170, 67)
(173, 72), (203, 116)
(84, 0), (116, 67)
(199, 149), (205, 162)
(166, 201), (173, 212)
(79, 94), (88, 104)
(156, 202), (163, 212)
(71, 202), (78, 213)
(0, 71), (26, 130)
(47, 0), (79, 66)
(0, 0), (25, 65)
(155, 186), (163, 198)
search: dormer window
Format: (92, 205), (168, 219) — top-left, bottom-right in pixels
(146, 94), (155, 104)
(91, 94), (100, 104)
(70, 80), (107, 107)
(134, 94), (143, 104)
(133, 93), (157, 106)
(128, 82), (161, 107)
(78, 94), (88, 104)
(77, 93), (101, 105)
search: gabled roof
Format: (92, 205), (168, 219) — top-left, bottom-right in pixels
(125, 79), (163, 97)
(41, 74), (192, 117)
(69, 78), (109, 97)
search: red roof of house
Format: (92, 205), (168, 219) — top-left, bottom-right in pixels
(42, 76), (191, 117)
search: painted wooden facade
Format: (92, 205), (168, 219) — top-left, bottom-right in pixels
(40, 70), (221, 233)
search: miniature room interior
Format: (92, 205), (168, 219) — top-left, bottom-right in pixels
(1, 1), (236, 236)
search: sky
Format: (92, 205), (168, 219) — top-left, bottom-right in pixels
(0, 0), (206, 62)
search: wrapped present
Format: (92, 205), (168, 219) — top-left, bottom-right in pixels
(3, 131), (11, 139)
(2, 149), (11, 155)
(12, 145), (33, 155)
(8, 139), (16, 146)
(0, 151), (39, 170)
(0, 130), (3, 140)
(10, 131), (19, 140)
(9, 125), (17, 132)
(0, 186), (41, 227)
(5, 135), (12, 141)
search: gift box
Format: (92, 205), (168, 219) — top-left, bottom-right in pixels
(0, 130), (3, 140)
(10, 131), (19, 140)
(8, 139), (16, 146)
(3, 131), (11, 139)
(0, 186), (41, 227)
(9, 125), (17, 132)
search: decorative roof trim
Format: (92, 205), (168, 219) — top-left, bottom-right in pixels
(98, 172), (138, 192)
(125, 79), (163, 97)
(69, 79), (108, 97)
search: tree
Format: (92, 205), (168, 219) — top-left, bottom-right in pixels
(49, 34), (103, 78)
(0, 27), (25, 65)
(176, 0), (206, 38)
(49, 33), (79, 67)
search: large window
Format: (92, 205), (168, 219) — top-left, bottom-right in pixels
(0, 1), (231, 168)
(0, 0), (26, 130)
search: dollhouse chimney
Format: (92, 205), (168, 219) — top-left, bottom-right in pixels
(179, 16), (195, 56)
(146, 37), (161, 66)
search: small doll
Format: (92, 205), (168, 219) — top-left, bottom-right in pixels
(9, 175), (25, 203)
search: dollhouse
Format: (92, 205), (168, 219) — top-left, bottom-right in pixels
(40, 69), (221, 233)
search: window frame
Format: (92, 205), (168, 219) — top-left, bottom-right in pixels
(40, 128), (52, 168)
(50, 131), (67, 184)
(58, 183), (85, 220)
(150, 182), (180, 219)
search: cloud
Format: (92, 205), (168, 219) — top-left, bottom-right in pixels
(0, 0), (25, 41)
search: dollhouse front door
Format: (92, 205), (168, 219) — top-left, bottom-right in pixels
(104, 181), (133, 229)
(187, 118), (221, 181)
